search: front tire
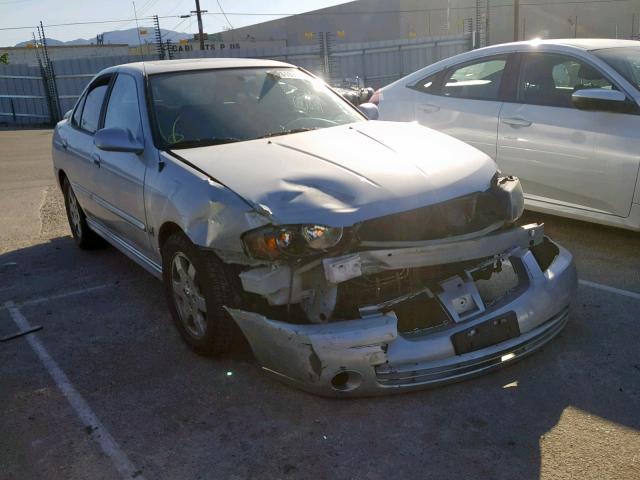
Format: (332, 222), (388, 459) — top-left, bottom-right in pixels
(161, 232), (238, 356)
(62, 177), (105, 249)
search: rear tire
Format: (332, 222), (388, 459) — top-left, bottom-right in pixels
(161, 232), (239, 356)
(62, 177), (105, 249)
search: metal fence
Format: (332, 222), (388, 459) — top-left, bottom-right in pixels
(0, 63), (50, 125)
(0, 33), (471, 126)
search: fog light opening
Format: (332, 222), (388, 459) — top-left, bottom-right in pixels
(330, 370), (363, 392)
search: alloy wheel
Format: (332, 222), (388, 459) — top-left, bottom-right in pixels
(67, 187), (82, 238)
(171, 252), (208, 339)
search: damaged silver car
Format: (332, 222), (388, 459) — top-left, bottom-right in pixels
(52, 59), (577, 397)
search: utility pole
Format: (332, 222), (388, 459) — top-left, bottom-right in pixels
(193, 0), (206, 50)
(513, 0), (520, 41)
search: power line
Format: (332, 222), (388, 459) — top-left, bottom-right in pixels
(0, 18), (153, 32)
(164, 17), (190, 41)
(216, 0), (234, 30)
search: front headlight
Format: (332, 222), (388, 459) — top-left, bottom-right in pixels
(243, 224), (344, 260)
(301, 225), (343, 250)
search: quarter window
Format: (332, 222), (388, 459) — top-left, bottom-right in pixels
(518, 53), (614, 108)
(104, 74), (143, 139)
(80, 84), (109, 133)
(442, 58), (507, 100)
(71, 94), (86, 128)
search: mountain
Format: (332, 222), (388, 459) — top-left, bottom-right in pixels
(15, 38), (65, 46)
(14, 27), (191, 47)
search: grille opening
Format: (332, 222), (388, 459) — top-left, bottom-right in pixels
(333, 261), (481, 320)
(356, 191), (506, 242)
(473, 258), (520, 307)
(391, 293), (451, 334)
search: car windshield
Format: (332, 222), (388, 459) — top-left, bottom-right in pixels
(149, 67), (364, 149)
(593, 47), (640, 90)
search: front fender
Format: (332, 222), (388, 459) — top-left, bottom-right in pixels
(144, 151), (271, 265)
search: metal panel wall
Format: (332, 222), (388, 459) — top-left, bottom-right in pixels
(0, 34), (471, 126)
(52, 54), (153, 115)
(0, 63), (50, 125)
(330, 35), (471, 89)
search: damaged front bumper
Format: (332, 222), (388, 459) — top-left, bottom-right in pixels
(226, 225), (577, 397)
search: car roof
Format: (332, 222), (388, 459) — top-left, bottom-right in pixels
(382, 38), (640, 93)
(116, 57), (294, 75)
(481, 38), (640, 53)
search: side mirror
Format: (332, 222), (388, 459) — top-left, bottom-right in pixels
(571, 89), (635, 113)
(94, 127), (144, 154)
(63, 110), (73, 120)
(358, 102), (379, 120)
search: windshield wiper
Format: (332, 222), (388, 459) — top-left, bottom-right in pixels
(257, 127), (319, 139)
(167, 137), (241, 149)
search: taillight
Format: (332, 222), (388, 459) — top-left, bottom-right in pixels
(370, 89), (383, 105)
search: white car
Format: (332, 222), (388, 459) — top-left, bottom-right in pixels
(375, 39), (640, 231)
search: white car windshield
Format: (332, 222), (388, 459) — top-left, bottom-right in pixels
(149, 67), (364, 149)
(594, 47), (640, 90)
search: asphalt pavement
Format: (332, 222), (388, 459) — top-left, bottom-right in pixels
(1, 128), (638, 480)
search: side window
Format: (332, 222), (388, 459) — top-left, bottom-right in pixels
(71, 94), (86, 128)
(441, 57), (507, 100)
(80, 84), (109, 133)
(104, 74), (143, 140)
(409, 71), (441, 94)
(519, 53), (614, 108)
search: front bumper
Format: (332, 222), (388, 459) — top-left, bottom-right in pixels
(227, 238), (577, 397)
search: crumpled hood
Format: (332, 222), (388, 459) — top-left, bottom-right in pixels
(166, 121), (498, 226)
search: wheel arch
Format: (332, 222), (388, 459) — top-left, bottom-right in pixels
(158, 221), (185, 250)
(57, 169), (68, 190)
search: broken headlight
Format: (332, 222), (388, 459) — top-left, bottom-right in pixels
(243, 225), (344, 260)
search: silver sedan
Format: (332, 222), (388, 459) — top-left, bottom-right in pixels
(52, 58), (577, 396)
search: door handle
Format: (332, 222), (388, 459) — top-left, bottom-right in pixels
(417, 104), (440, 113)
(92, 154), (102, 167)
(501, 117), (532, 127)
(61, 139), (68, 149)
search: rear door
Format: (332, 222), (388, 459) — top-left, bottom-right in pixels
(90, 72), (151, 254)
(497, 51), (639, 218)
(412, 55), (514, 159)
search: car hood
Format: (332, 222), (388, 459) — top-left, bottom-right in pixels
(166, 121), (498, 226)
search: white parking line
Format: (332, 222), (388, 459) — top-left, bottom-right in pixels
(4, 302), (145, 480)
(0, 284), (112, 310)
(19, 284), (112, 307)
(579, 280), (640, 301)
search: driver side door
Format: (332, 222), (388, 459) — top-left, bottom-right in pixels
(91, 72), (152, 255)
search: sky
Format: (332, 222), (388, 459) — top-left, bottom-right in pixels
(0, 0), (352, 46)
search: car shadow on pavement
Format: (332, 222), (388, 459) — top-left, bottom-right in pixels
(1, 235), (638, 480)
